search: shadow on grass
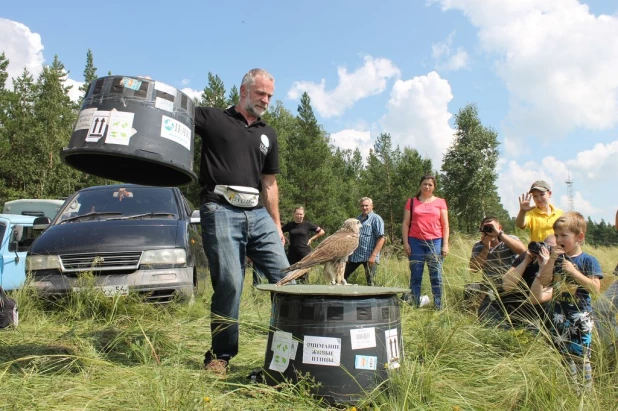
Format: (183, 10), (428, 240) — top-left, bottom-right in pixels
(0, 343), (85, 375)
(86, 325), (175, 366)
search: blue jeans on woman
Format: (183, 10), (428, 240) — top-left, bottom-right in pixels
(200, 202), (289, 361)
(408, 237), (443, 309)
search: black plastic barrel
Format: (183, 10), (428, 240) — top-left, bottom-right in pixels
(257, 285), (407, 404)
(61, 76), (196, 186)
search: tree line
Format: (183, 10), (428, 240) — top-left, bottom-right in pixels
(1, 51), (616, 247)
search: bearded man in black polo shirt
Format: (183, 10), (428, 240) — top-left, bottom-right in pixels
(194, 68), (289, 375)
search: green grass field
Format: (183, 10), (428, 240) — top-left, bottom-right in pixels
(1, 236), (616, 410)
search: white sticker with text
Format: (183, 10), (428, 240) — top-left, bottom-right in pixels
(74, 108), (97, 131)
(302, 336), (341, 367)
(350, 327), (376, 350)
(160, 115), (191, 150)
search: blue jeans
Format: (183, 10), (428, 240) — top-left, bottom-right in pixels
(408, 237), (443, 309)
(200, 202), (289, 359)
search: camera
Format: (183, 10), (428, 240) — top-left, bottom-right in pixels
(480, 224), (494, 234)
(528, 241), (550, 255)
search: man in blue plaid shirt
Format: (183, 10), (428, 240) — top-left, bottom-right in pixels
(343, 197), (385, 286)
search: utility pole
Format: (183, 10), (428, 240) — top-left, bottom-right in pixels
(565, 172), (574, 212)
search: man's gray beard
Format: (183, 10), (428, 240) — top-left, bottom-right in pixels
(245, 100), (266, 118)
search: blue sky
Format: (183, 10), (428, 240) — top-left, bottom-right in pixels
(2, 0), (617, 224)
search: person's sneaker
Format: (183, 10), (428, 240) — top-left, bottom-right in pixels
(203, 350), (229, 377)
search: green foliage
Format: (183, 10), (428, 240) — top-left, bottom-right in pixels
(78, 49), (97, 100)
(441, 104), (506, 234)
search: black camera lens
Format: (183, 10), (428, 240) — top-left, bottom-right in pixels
(481, 225), (493, 233)
(528, 241), (547, 254)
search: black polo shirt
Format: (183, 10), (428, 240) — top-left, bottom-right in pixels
(194, 106), (280, 204)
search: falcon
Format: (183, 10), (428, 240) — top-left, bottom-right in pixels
(276, 218), (362, 286)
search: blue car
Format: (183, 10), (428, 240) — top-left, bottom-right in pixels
(0, 214), (38, 291)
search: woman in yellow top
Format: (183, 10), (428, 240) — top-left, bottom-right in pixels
(515, 180), (563, 242)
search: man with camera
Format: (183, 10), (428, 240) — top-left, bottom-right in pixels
(470, 216), (526, 325)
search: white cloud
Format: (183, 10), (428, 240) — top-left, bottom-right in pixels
(502, 136), (528, 157)
(330, 129), (372, 161)
(181, 87), (202, 101)
(379, 71), (455, 167)
(432, 32), (469, 71)
(64, 78), (84, 103)
(0, 18), (44, 88)
(1, 18), (83, 103)
(180, 78), (190, 86)
(287, 56), (401, 118)
(436, 0), (618, 138)
(565, 140), (618, 180)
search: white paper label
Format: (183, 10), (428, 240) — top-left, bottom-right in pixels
(355, 355), (377, 370)
(155, 97), (174, 112)
(160, 115), (191, 150)
(302, 336), (341, 366)
(105, 110), (136, 146)
(86, 110), (110, 142)
(154, 81), (177, 96)
(269, 331), (293, 372)
(350, 327), (376, 350)
(385, 328), (401, 369)
(74, 108), (97, 131)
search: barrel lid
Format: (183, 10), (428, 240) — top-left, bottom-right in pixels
(256, 284), (408, 296)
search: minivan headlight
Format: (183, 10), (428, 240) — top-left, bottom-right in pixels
(141, 249), (186, 266)
(26, 255), (61, 271)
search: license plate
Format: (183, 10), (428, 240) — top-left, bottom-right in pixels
(73, 285), (129, 297)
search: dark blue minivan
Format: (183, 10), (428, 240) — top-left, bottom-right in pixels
(26, 184), (205, 301)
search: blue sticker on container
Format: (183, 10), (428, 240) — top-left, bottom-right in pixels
(121, 77), (142, 91)
(355, 355), (377, 370)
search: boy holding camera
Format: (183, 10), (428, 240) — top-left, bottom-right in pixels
(531, 212), (603, 393)
(470, 217), (526, 325)
(516, 180), (563, 242)
(501, 235), (557, 329)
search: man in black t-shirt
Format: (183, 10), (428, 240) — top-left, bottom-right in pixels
(281, 206), (324, 282)
(194, 68), (290, 375)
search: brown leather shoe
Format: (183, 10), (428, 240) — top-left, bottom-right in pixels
(204, 358), (228, 377)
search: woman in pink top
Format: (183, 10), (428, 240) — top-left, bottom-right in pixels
(401, 174), (450, 309)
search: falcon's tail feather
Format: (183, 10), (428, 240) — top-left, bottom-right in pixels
(276, 267), (311, 286)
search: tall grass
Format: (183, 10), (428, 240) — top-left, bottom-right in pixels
(0, 236), (616, 410)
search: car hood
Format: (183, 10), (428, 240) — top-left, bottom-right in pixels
(29, 220), (182, 255)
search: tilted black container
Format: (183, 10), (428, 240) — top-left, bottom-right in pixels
(258, 285), (406, 405)
(61, 75), (196, 186)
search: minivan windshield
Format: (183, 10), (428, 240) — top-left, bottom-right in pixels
(55, 187), (179, 224)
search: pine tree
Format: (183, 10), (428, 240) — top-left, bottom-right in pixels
(282, 92), (342, 232)
(361, 133), (402, 242)
(227, 85), (239, 106)
(31, 55), (80, 198)
(78, 49), (97, 100)
(441, 104), (501, 233)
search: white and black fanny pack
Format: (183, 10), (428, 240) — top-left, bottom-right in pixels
(214, 185), (260, 208)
